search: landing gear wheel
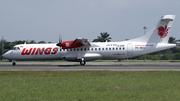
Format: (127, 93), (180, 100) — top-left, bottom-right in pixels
(80, 60), (86, 66)
(12, 62), (16, 66)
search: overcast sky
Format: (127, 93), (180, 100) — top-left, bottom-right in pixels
(0, 0), (180, 43)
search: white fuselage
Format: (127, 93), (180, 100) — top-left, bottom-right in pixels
(3, 42), (176, 61)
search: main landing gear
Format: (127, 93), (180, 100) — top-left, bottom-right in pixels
(12, 60), (16, 66)
(80, 58), (86, 66)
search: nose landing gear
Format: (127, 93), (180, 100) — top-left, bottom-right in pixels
(12, 62), (16, 66)
(12, 60), (16, 66)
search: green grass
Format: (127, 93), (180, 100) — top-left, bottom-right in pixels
(1, 71), (180, 101)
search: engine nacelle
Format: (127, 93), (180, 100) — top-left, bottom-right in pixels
(61, 40), (83, 49)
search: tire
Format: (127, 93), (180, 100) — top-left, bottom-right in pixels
(12, 62), (16, 66)
(80, 60), (86, 66)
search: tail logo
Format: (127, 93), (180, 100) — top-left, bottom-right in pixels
(157, 25), (168, 38)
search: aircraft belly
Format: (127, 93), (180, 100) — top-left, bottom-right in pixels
(83, 53), (102, 61)
(62, 52), (102, 61)
(101, 51), (126, 59)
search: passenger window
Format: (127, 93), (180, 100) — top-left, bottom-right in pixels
(102, 48), (104, 50)
(99, 48), (101, 50)
(91, 48), (93, 51)
(84, 48), (86, 51)
(119, 48), (121, 50)
(95, 48), (97, 50)
(74, 49), (76, 51)
(77, 49), (79, 51)
(112, 48), (114, 50)
(81, 48), (83, 51)
(106, 48), (108, 50)
(109, 48), (111, 50)
(123, 47), (125, 50)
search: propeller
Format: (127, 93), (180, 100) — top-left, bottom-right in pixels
(56, 34), (62, 47)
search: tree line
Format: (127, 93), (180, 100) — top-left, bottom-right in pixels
(1, 32), (180, 60)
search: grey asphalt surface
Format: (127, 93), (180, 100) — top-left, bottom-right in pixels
(0, 62), (180, 71)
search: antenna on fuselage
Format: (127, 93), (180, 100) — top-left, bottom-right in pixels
(24, 42), (26, 44)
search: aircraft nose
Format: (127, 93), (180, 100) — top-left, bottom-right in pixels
(2, 53), (7, 59)
(2, 52), (11, 59)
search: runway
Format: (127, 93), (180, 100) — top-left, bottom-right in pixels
(0, 62), (180, 71)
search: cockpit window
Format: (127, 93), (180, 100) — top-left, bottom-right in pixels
(11, 47), (20, 50)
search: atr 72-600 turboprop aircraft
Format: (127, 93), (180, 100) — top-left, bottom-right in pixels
(2, 15), (176, 66)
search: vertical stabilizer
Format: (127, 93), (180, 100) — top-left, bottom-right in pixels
(129, 15), (176, 43)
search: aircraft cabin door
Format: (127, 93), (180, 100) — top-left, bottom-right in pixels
(127, 43), (133, 58)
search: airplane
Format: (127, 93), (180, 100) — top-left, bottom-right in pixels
(2, 15), (176, 66)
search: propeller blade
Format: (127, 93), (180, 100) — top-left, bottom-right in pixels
(56, 34), (62, 47)
(60, 34), (62, 43)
